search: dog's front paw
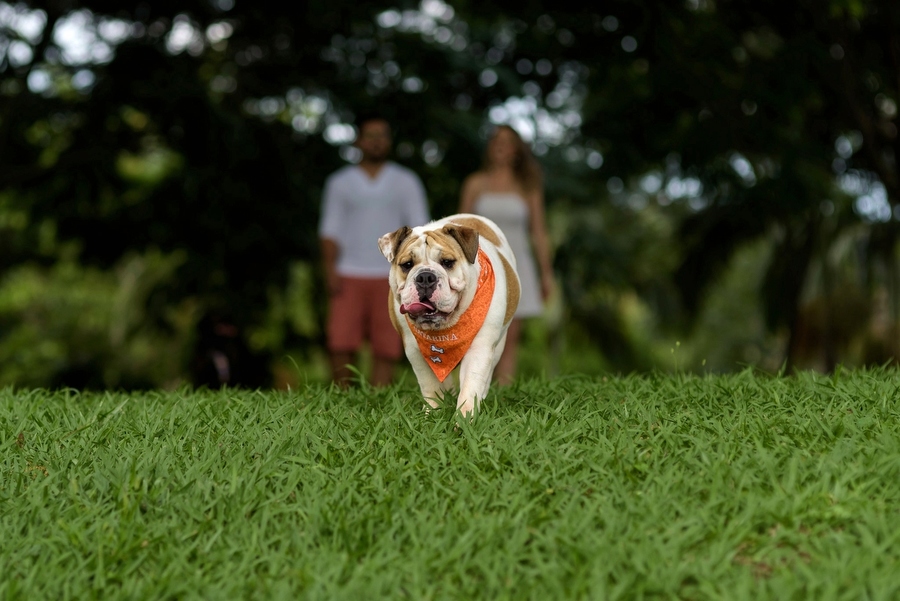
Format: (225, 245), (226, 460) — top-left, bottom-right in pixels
(457, 401), (476, 418)
(422, 397), (441, 414)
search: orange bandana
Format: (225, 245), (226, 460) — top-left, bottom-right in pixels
(407, 248), (495, 382)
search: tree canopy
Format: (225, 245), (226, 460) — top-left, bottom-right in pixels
(1, 0), (899, 387)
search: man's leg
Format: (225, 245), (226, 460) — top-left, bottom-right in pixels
(330, 351), (356, 388)
(370, 356), (395, 387)
(369, 278), (403, 387)
(327, 277), (364, 388)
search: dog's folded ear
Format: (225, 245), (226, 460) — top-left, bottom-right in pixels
(378, 226), (412, 262)
(442, 224), (479, 264)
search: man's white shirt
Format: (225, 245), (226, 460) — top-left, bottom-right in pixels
(319, 161), (430, 277)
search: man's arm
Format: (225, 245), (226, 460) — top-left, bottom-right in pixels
(320, 238), (341, 296)
(319, 176), (343, 295)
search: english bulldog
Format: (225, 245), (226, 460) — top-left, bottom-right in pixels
(378, 213), (521, 417)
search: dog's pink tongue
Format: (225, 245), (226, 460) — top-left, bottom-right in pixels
(400, 301), (435, 317)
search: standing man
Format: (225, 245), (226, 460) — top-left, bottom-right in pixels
(318, 112), (430, 387)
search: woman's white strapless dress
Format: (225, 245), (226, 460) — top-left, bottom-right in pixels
(472, 192), (543, 318)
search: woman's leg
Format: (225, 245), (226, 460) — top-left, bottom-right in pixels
(494, 318), (522, 385)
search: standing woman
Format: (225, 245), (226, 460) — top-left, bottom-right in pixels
(458, 124), (555, 385)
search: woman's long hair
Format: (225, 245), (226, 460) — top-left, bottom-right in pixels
(482, 124), (544, 193)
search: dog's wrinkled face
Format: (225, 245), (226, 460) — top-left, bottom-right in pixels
(379, 224), (480, 331)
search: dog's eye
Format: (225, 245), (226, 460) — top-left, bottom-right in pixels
(440, 258), (456, 269)
(400, 260), (414, 272)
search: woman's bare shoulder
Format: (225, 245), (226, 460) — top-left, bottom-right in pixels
(461, 170), (489, 194)
(462, 170), (488, 185)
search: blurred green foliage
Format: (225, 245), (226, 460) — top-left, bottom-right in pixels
(0, 249), (190, 388)
(1, 0), (899, 388)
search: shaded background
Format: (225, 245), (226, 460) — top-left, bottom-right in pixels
(1, 0), (899, 389)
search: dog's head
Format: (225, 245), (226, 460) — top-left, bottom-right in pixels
(378, 222), (480, 330)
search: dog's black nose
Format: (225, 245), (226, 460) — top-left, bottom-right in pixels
(415, 272), (437, 287)
(415, 271), (438, 299)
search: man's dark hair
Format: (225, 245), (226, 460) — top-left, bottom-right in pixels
(354, 110), (391, 133)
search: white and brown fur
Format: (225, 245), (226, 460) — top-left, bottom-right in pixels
(378, 214), (520, 417)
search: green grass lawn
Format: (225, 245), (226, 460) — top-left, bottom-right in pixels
(3, 368), (900, 600)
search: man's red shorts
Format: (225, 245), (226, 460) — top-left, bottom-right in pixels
(326, 277), (403, 360)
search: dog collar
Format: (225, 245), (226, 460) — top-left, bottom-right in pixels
(406, 248), (495, 382)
